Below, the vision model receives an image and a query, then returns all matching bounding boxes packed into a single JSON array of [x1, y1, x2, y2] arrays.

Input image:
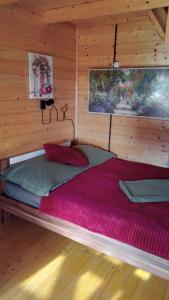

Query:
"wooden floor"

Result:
[[0, 218, 169, 300]]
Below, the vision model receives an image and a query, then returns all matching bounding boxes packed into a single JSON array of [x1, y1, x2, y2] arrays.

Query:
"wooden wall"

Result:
[[77, 14, 169, 167], [0, 5, 76, 159], [1, 5, 169, 167]]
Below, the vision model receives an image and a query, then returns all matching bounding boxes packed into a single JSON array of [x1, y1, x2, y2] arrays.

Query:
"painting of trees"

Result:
[[89, 68, 169, 118]]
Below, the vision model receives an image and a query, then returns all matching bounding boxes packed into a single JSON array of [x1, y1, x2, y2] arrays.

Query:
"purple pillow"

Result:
[[44, 144, 89, 167]]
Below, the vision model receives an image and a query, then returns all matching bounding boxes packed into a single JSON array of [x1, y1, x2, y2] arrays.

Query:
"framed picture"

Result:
[[89, 68, 169, 119], [28, 52, 53, 99]]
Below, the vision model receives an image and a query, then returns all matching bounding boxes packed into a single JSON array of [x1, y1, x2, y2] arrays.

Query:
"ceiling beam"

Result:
[[152, 7, 167, 29], [0, 3, 43, 26], [165, 8, 169, 43], [147, 9, 166, 39], [44, 0, 169, 24]]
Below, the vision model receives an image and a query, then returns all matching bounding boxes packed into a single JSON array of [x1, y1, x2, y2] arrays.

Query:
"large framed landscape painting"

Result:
[[89, 68, 169, 119]]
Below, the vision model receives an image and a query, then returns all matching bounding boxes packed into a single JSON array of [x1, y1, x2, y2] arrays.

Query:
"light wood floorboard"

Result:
[[0, 217, 169, 300]]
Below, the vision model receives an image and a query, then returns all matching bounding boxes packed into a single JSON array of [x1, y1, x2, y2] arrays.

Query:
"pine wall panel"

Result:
[[77, 24, 115, 149], [0, 5, 76, 159], [77, 15, 169, 167]]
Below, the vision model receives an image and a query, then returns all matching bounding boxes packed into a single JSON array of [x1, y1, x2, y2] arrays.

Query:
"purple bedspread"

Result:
[[40, 158, 169, 259]]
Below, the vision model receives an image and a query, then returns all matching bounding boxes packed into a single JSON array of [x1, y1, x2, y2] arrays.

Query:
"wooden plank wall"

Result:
[[0, 5, 76, 159], [77, 14, 169, 167]]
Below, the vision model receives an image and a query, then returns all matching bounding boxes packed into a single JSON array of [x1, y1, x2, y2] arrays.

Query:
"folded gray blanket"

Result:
[[119, 179, 169, 203]]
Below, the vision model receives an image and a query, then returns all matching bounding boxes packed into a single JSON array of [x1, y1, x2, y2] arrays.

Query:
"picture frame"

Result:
[[28, 52, 53, 99], [89, 68, 169, 119]]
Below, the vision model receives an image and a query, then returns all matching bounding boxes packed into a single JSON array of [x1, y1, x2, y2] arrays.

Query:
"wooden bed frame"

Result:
[[0, 148, 169, 281]]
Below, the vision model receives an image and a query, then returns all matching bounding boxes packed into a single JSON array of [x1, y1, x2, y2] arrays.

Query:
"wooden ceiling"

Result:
[[0, 1, 168, 24], [1, 0, 169, 14], [0, 0, 169, 43], [25, 0, 96, 11], [0, 0, 103, 10]]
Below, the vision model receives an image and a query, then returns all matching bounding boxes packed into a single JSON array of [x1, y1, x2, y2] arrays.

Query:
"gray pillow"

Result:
[[2, 144, 116, 197], [2, 155, 86, 197], [74, 144, 116, 166]]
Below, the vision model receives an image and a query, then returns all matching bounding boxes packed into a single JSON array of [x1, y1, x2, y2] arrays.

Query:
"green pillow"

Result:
[[2, 144, 116, 197], [74, 144, 116, 166], [2, 155, 86, 197]]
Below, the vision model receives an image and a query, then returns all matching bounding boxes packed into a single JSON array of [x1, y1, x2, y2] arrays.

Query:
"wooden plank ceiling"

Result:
[[0, 0, 166, 44], [0, 1, 169, 41], [0, 0, 107, 10], [0, 1, 168, 30]]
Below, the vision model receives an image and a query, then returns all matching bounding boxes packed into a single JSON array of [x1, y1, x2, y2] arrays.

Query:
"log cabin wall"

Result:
[[76, 13, 169, 167], [0, 4, 76, 159]]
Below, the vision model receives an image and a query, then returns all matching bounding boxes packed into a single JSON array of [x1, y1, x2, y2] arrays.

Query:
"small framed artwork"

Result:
[[28, 52, 53, 99]]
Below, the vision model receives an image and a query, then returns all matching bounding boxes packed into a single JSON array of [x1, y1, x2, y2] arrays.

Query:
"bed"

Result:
[[0, 142, 169, 281]]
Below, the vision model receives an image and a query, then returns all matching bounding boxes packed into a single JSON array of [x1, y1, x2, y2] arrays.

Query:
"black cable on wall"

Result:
[[108, 24, 118, 152]]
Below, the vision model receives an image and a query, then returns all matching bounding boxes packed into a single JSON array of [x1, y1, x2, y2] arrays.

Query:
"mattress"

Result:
[[4, 181, 41, 208]]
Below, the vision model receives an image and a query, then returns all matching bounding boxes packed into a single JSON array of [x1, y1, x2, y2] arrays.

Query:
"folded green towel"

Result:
[[119, 179, 169, 203]]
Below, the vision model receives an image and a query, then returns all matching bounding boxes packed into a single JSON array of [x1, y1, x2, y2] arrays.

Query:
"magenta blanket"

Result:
[[40, 158, 169, 259]]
